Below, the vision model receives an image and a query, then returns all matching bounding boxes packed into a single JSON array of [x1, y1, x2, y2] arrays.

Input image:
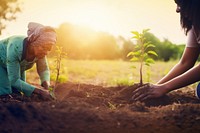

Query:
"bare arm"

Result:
[[161, 63, 200, 93], [132, 47, 200, 101], [157, 47, 200, 84], [132, 63, 200, 101]]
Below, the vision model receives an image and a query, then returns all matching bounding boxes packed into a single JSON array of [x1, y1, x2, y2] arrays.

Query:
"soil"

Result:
[[0, 82, 200, 133]]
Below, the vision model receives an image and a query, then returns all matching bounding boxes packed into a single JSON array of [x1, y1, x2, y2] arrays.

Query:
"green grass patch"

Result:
[[26, 59, 179, 86]]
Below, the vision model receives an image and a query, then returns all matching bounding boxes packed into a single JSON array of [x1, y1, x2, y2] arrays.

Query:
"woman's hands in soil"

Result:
[[41, 81, 50, 90], [34, 87, 53, 100], [131, 84, 166, 101]]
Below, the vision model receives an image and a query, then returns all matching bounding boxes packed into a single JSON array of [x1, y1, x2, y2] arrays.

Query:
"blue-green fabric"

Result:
[[0, 36, 50, 96]]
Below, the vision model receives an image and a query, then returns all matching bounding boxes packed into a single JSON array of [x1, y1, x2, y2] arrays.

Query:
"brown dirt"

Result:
[[0, 82, 200, 133]]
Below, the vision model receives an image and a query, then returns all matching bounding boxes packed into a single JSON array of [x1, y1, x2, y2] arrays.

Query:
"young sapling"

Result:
[[49, 46, 68, 99], [127, 29, 158, 86]]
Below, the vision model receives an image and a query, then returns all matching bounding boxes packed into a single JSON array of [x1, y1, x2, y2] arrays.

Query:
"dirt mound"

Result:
[[0, 82, 200, 133]]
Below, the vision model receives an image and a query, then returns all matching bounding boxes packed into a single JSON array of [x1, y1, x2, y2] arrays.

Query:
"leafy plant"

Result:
[[49, 46, 68, 98], [127, 29, 158, 85], [54, 46, 68, 86]]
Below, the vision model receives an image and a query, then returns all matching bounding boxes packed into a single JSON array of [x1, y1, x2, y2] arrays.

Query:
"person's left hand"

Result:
[[41, 81, 50, 90], [131, 84, 166, 101]]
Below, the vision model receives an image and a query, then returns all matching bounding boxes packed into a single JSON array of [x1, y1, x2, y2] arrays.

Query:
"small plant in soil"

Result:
[[49, 46, 68, 99], [127, 29, 158, 86]]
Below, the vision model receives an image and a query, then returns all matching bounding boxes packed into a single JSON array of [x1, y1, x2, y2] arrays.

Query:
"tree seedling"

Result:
[[49, 46, 68, 99], [127, 29, 158, 86]]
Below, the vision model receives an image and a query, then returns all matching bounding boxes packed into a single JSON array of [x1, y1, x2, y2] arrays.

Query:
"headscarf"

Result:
[[27, 22, 57, 46]]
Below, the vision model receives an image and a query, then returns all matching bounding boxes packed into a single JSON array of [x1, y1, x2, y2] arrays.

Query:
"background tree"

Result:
[[144, 32, 184, 61], [54, 22, 184, 61], [55, 23, 121, 60], [0, 0, 21, 35], [118, 36, 135, 60]]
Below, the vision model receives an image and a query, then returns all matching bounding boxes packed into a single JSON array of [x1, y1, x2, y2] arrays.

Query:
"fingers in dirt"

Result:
[[132, 87, 143, 95], [132, 89, 143, 100], [132, 88, 152, 101], [133, 92, 150, 101], [132, 86, 145, 97], [139, 94, 153, 101]]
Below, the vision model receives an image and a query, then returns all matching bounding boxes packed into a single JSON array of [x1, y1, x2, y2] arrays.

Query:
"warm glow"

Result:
[[68, 4, 113, 33], [1, 0, 186, 44]]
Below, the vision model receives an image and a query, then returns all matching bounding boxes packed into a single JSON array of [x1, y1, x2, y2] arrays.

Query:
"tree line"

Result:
[[53, 23, 185, 61], [0, 1, 185, 62]]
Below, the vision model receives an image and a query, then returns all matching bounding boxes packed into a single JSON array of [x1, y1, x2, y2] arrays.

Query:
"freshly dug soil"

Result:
[[0, 82, 200, 133]]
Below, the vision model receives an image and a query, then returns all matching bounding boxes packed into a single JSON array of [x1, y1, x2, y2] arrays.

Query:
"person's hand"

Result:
[[41, 81, 50, 90], [131, 84, 166, 101], [34, 87, 53, 100]]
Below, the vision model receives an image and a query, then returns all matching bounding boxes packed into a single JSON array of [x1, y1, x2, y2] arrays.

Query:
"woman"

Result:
[[132, 0, 200, 101], [0, 22, 56, 99]]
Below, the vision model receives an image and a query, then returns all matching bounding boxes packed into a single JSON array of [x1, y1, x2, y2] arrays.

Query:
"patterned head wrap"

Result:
[[27, 22, 57, 46]]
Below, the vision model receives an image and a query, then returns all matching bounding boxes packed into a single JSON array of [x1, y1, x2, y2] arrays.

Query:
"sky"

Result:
[[1, 0, 186, 44]]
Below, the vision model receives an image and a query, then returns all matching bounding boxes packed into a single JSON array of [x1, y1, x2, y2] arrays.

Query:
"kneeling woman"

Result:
[[0, 22, 56, 99]]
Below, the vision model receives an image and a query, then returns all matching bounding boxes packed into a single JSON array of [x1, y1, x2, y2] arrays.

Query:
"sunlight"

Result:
[[0, 0, 185, 44], [68, 4, 114, 33]]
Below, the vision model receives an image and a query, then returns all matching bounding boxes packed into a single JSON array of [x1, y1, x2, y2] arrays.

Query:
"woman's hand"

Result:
[[41, 81, 50, 90], [34, 87, 53, 100], [132, 84, 167, 101]]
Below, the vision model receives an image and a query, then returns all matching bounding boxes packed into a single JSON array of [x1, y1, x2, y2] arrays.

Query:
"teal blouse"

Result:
[[0, 36, 50, 96]]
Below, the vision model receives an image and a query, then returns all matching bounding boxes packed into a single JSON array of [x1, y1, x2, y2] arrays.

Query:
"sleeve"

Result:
[[36, 56, 50, 84], [7, 43, 35, 96], [186, 28, 200, 48]]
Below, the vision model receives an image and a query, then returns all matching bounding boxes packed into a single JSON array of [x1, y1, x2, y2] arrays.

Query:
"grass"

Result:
[[26, 59, 179, 87]]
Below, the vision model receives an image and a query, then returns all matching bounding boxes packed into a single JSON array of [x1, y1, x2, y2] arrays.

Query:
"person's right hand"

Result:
[[41, 81, 50, 90], [131, 84, 167, 101], [34, 87, 53, 100]]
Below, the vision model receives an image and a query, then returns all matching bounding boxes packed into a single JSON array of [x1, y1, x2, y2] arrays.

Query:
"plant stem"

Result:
[[140, 61, 143, 85], [140, 38, 144, 85], [55, 54, 61, 87]]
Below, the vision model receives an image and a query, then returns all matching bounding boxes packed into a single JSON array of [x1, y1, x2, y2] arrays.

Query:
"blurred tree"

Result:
[[55, 22, 121, 60], [55, 23, 80, 59], [177, 44, 185, 59], [0, 0, 21, 35], [118, 36, 134, 60], [55, 23, 184, 61], [160, 39, 180, 61], [144, 32, 183, 61], [143, 32, 161, 60], [88, 32, 120, 60]]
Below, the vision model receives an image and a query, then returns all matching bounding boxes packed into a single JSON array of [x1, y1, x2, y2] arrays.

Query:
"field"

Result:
[[28, 59, 181, 86], [1, 59, 200, 133]]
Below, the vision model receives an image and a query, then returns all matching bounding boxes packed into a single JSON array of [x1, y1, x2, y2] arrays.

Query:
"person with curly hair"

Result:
[[132, 0, 200, 101]]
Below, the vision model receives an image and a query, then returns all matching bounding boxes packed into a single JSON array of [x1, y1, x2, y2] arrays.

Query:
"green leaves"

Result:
[[127, 29, 158, 85], [49, 87, 56, 99], [131, 31, 140, 39], [147, 51, 158, 57]]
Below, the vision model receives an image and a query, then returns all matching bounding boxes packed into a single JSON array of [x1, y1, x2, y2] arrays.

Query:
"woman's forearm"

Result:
[[157, 47, 200, 85], [157, 62, 193, 84], [162, 64, 200, 93]]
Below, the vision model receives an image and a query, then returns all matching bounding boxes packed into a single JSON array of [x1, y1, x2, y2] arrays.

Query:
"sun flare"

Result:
[[1, 0, 185, 44], [67, 4, 114, 33]]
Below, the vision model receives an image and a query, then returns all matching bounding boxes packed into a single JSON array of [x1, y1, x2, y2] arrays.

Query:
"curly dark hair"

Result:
[[174, 0, 200, 35]]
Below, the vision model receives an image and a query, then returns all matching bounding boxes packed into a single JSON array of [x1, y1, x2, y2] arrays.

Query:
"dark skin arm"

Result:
[[33, 87, 53, 100], [132, 47, 200, 101], [157, 47, 199, 84]]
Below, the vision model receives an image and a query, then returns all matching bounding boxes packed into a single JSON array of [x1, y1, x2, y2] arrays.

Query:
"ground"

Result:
[[0, 82, 200, 133]]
